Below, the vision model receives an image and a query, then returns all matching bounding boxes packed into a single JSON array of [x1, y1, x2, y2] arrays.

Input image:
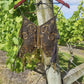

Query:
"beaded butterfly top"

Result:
[[18, 16, 59, 63]]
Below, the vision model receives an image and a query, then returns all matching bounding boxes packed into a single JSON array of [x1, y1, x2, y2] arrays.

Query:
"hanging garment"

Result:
[[18, 16, 59, 63]]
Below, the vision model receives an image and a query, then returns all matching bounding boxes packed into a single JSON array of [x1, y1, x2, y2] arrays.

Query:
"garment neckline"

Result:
[[22, 15, 56, 27]]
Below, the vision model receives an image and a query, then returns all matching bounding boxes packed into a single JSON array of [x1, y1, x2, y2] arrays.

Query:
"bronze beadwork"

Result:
[[18, 16, 59, 63]]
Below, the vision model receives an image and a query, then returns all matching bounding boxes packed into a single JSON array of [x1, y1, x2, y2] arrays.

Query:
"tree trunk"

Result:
[[35, 0, 62, 84]]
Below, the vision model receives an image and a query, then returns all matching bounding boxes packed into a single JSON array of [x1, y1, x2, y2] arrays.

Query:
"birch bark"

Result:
[[35, 0, 62, 84]]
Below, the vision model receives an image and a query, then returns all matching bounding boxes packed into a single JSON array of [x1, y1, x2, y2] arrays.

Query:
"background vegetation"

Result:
[[0, 0, 84, 78]]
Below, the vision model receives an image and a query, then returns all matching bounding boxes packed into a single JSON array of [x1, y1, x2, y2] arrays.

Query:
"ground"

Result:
[[0, 51, 46, 84], [59, 46, 84, 58], [0, 46, 84, 84]]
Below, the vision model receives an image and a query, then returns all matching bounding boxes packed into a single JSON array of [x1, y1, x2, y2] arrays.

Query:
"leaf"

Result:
[[0, 44, 5, 50], [4, 14, 7, 20], [7, 63, 11, 69], [13, 37, 18, 45], [9, 0, 13, 5], [15, 16, 22, 23], [13, 46, 18, 52], [26, 63, 32, 68], [9, 8, 13, 14], [10, 58, 15, 63]]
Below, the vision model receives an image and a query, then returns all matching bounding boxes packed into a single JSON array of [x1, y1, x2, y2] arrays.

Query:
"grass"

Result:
[[73, 42, 84, 49], [75, 43, 84, 49], [58, 52, 84, 83], [0, 79, 2, 84]]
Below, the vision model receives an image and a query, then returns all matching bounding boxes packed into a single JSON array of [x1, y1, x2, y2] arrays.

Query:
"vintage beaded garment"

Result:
[[18, 15, 59, 63]]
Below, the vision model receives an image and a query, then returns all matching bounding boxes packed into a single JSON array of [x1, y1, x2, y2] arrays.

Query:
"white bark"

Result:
[[35, 0, 53, 25], [46, 67, 62, 84], [35, 0, 62, 84], [63, 63, 84, 84]]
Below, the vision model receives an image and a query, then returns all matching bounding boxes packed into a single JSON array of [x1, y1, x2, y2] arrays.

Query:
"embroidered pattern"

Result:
[[18, 16, 59, 63]]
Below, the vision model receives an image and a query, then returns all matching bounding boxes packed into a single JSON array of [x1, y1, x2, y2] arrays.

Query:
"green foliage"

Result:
[[0, 0, 84, 73], [59, 52, 84, 82], [54, 0, 84, 46], [0, 0, 38, 73]]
